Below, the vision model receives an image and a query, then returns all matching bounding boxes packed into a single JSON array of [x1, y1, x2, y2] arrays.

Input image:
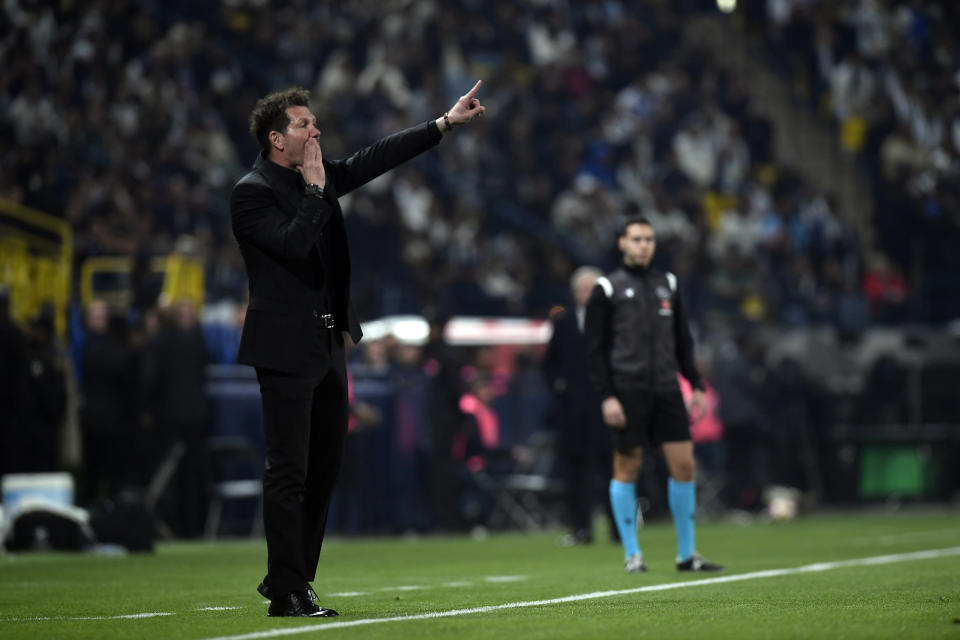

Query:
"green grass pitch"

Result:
[[1, 510, 958, 639]]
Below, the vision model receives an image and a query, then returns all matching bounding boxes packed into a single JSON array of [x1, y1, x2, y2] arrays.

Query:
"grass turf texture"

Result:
[[1, 510, 958, 639]]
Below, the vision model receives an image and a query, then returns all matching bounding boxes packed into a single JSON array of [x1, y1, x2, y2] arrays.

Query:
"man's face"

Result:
[[618, 222, 656, 267], [272, 105, 320, 168], [573, 274, 597, 307]]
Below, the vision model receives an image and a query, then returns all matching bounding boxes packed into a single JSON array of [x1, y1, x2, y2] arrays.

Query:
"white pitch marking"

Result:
[[5, 612, 173, 622], [199, 546, 960, 640], [379, 585, 425, 592], [198, 607, 243, 611], [852, 528, 960, 546], [441, 581, 471, 587], [327, 592, 369, 597], [483, 576, 527, 583]]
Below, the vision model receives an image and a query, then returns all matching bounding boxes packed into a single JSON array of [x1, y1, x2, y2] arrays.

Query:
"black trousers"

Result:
[[558, 393, 613, 535], [255, 333, 348, 597]]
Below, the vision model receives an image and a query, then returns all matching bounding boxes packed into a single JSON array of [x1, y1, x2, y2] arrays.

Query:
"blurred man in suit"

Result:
[[542, 266, 616, 546]]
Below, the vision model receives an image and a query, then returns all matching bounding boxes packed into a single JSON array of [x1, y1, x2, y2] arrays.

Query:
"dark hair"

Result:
[[248, 87, 312, 152], [620, 215, 653, 237]]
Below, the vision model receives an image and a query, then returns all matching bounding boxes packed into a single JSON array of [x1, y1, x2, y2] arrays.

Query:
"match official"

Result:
[[584, 216, 724, 574]]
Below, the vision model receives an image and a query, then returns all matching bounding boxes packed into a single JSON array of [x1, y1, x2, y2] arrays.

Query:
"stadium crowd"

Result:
[[751, 0, 960, 321], [2, 0, 890, 329], [2, 0, 958, 538]]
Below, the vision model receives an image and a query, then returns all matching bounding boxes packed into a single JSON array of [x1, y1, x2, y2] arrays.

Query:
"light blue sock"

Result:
[[668, 478, 696, 561], [609, 480, 640, 561]]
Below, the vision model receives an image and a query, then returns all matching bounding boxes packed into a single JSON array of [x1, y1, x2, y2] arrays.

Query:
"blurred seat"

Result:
[[486, 430, 564, 530], [145, 441, 186, 540], [920, 360, 960, 424], [854, 355, 908, 425], [204, 436, 262, 539]]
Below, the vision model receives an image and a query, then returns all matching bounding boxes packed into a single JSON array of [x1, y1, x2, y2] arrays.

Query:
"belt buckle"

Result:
[[321, 313, 335, 329]]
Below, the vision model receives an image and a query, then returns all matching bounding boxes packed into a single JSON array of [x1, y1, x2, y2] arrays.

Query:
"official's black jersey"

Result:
[[583, 264, 702, 398]]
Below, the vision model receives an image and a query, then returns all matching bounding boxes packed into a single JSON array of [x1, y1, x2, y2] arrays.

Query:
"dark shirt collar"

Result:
[[623, 262, 651, 276], [254, 151, 303, 191]]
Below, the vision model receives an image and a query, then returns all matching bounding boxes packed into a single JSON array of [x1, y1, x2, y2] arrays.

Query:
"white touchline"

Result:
[[852, 528, 960, 546], [483, 576, 527, 583], [5, 612, 173, 622], [200, 546, 960, 640]]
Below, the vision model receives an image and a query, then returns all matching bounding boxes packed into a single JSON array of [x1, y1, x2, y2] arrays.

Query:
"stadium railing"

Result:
[[0, 198, 72, 337]]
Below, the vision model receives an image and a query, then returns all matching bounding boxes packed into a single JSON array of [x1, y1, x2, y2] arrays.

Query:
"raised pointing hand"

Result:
[[446, 80, 486, 127]]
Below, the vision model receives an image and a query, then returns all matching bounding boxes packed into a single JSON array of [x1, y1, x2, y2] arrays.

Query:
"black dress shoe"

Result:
[[257, 581, 272, 600], [267, 589, 338, 618]]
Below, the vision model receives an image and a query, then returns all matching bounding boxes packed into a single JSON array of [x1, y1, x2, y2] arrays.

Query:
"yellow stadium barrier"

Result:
[[0, 199, 205, 337], [0, 199, 72, 337], [79, 254, 204, 311]]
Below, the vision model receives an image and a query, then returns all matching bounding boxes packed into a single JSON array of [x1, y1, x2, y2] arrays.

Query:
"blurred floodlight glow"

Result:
[[361, 319, 389, 341], [359, 316, 430, 345], [717, 0, 736, 13], [390, 316, 430, 345]]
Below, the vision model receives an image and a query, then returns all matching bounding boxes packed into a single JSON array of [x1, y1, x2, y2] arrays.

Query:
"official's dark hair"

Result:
[[620, 215, 653, 237], [249, 87, 312, 152]]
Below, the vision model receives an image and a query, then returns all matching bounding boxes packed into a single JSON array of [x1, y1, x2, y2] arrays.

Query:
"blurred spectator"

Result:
[[392, 342, 433, 532], [0, 286, 31, 476], [454, 374, 529, 528], [551, 174, 622, 259], [766, 357, 822, 506], [678, 360, 725, 507], [79, 300, 137, 501], [341, 336, 401, 533], [541, 266, 614, 546], [422, 315, 466, 531], [140, 299, 209, 537], [455, 375, 503, 475], [714, 332, 771, 511], [331, 365, 382, 534], [862, 251, 908, 323], [23, 305, 68, 472]]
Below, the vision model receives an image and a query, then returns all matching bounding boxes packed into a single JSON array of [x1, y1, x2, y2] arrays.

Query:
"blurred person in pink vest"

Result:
[[679, 368, 725, 510], [453, 374, 530, 528]]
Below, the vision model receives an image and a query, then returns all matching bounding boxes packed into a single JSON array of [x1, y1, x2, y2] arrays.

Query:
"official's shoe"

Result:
[[267, 588, 338, 617], [676, 553, 724, 572], [624, 554, 647, 573]]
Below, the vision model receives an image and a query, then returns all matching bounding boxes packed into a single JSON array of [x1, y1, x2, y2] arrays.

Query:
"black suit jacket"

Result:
[[542, 305, 598, 411], [231, 120, 442, 374]]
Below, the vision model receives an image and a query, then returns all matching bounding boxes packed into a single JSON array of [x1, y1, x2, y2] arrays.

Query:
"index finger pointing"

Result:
[[465, 79, 482, 99]]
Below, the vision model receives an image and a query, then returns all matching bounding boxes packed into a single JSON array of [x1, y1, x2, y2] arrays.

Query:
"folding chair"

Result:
[[204, 436, 263, 539], [486, 430, 565, 530]]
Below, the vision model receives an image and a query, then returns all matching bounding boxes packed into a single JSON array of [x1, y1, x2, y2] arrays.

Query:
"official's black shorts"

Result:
[[611, 387, 691, 453]]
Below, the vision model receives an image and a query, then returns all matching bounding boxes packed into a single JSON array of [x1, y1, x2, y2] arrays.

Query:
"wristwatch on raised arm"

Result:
[[304, 183, 324, 198]]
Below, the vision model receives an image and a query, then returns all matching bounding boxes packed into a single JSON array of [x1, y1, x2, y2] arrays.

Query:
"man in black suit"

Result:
[[231, 83, 485, 617], [542, 266, 615, 546]]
